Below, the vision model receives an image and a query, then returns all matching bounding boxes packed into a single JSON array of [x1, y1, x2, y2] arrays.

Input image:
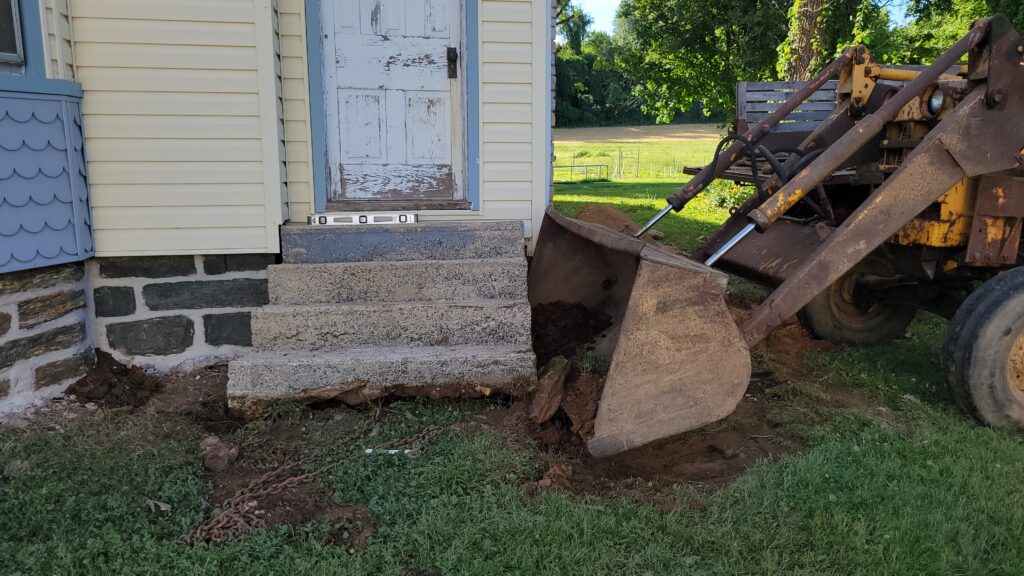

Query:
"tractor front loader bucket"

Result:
[[529, 207, 751, 457]]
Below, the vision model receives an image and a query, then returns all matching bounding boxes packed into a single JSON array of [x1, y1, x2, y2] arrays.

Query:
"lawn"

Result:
[[4, 128, 1024, 575], [553, 124, 723, 182]]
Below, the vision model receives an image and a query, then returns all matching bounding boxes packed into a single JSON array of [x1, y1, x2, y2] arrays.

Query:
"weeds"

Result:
[[705, 180, 753, 211], [577, 351, 610, 375]]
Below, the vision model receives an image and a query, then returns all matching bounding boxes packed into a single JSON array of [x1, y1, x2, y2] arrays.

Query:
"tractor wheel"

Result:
[[944, 267, 1024, 428], [797, 253, 917, 345]]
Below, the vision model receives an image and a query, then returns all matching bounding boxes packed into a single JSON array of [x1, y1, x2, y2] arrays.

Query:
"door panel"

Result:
[[338, 90, 385, 162], [324, 0, 464, 207], [406, 93, 451, 163]]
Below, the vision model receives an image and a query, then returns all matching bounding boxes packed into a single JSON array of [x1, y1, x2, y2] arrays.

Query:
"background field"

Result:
[[553, 124, 724, 182]]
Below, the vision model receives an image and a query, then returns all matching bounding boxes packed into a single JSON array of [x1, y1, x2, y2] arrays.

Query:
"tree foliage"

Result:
[[556, 31, 654, 127], [616, 0, 792, 122], [556, 0, 1024, 127], [617, 0, 1024, 120]]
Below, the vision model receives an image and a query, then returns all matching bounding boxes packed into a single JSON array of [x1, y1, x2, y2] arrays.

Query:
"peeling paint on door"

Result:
[[323, 0, 464, 206]]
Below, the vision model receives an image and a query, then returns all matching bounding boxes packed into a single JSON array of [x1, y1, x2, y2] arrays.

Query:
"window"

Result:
[[0, 0, 23, 65]]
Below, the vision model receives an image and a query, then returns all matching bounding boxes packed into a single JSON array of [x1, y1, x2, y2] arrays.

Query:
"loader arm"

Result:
[[741, 18, 1024, 346]]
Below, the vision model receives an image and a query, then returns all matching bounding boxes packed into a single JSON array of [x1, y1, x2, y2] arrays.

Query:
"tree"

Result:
[[779, 0, 825, 80], [559, 4, 593, 54], [617, 0, 793, 122]]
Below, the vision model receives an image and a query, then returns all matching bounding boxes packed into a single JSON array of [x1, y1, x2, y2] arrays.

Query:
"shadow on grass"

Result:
[[553, 180, 729, 253]]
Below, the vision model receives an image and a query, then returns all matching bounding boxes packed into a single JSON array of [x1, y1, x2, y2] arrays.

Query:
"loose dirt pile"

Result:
[[67, 351, 160, 408], [523, 297, 803, 494], [573, 203, 642, 236]]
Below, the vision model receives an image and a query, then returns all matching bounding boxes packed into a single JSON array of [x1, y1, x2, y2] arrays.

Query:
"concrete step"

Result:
[[227, 345, 537, 416], [251, 300, 532, 350], [282, 221, 525, 263], [268, 258, 527, 304]]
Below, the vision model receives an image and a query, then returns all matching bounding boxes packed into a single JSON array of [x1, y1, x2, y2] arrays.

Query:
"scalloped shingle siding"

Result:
[[0, 94, 93, 274]]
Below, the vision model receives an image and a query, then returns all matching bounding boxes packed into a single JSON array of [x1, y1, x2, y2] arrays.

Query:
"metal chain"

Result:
[[180, 420, 448, 546]]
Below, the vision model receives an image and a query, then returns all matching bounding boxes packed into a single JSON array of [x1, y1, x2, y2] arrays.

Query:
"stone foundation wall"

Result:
[[0, 263, 93, 412], [88, 255, 274, 371]]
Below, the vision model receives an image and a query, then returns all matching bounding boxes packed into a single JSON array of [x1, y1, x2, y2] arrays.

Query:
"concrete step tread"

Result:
[[252, 299, 532, 350], [270, 257, 526, 270], [232, 344, 535, 364], [282, 221, 525, 263], [256, 299, 529, 313], [268, 258, 527, 304], [228, 344, 538, 416]]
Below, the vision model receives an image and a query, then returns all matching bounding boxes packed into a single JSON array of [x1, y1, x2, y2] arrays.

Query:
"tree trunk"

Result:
[[782, 0, 824, 81]]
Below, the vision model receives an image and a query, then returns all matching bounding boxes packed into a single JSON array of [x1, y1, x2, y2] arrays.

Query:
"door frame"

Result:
[[305, 0, 481, 213]]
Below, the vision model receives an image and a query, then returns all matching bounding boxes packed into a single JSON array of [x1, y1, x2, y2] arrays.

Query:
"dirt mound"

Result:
[[67, 351, 159, 408], [67, 352, 232, 428], [519, 370, 800, 494], [532, 302, 612, 366], [573, 203, 641, 235]]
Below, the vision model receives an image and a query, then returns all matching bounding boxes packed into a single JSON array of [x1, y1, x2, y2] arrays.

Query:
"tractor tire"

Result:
[[944, 268, 1024, 428], [797, 253, 917, 345]]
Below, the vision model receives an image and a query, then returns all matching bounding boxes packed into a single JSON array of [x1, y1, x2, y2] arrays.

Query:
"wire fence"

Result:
[[552, 148, 703, 183]]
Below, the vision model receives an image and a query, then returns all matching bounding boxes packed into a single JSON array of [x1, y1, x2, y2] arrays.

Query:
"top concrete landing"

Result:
[[282, 221, 526, 264]]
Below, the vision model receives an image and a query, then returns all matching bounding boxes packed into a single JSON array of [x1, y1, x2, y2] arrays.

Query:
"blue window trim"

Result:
[[304, 0, 480, 213], [0, 0, 82, 96]]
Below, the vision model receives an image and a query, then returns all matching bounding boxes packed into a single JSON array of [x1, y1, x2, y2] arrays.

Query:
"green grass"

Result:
[[813, 314, 952, 405], [553, 132, 721, 182], [6, 389, 1024, 575]]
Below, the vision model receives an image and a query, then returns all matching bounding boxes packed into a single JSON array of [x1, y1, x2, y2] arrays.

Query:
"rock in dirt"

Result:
[[561, 373, 604, 438], [3, 459, 30, 479], [529, 357, 571, 423], [520, 462, 576, 496], [200, 436, 239, 472]]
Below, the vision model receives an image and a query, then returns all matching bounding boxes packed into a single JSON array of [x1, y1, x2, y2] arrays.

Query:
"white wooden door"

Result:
[[322, 0, 465, 207]]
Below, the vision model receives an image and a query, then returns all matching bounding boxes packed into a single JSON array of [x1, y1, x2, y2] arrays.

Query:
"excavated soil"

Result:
[[67, 352, 233, 429], [532, 302, 612, 366], [67, 351, 160, 408], [518, 369, 799, 495], [573, 203, 642, 236]]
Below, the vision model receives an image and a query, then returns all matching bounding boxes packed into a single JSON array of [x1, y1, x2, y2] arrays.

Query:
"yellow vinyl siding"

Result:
[[277, 0, 551, 242], [41, 0, 77, 80], [72, 0, 286, 255], [278, 0, 314, 222]]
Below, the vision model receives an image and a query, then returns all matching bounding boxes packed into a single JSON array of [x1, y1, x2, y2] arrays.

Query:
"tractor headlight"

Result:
[[927, 87, 946, 116]]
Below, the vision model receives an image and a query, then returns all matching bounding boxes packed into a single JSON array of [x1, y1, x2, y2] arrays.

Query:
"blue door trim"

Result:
[[305, 0, 480, 213], [304, 0, 329, 213], [465, 0, 480, 210]]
